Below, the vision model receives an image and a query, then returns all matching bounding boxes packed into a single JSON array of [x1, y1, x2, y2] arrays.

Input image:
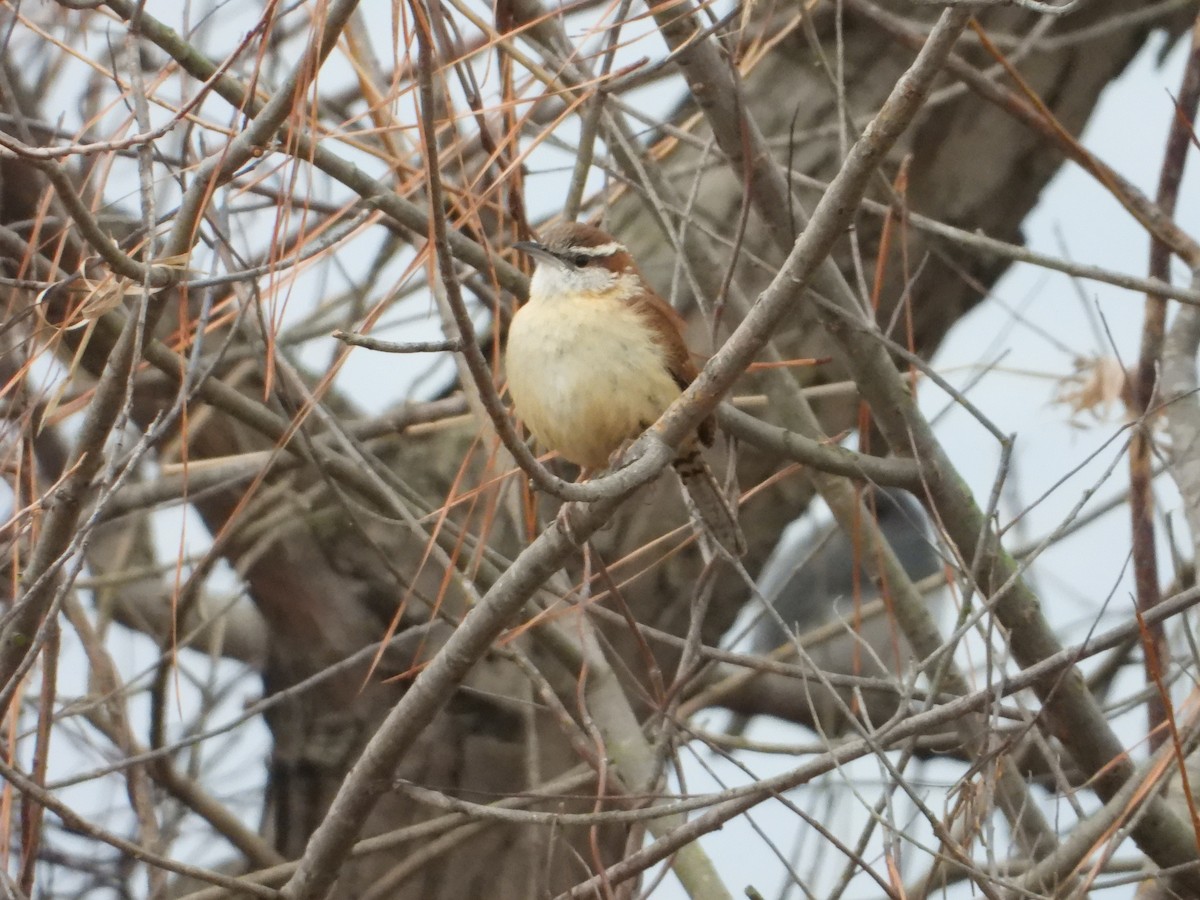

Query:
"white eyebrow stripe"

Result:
[[568, 241, 625, 257]]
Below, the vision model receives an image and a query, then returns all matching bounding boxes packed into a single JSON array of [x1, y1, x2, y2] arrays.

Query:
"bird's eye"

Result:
[[572, 254, 591, 267]]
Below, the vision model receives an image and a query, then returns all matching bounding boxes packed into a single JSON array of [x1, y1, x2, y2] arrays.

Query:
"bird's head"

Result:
[[513, 221, 641, 302]]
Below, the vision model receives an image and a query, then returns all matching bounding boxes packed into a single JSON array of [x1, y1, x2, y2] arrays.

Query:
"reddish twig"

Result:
[[1133, 14, 1200, 749]]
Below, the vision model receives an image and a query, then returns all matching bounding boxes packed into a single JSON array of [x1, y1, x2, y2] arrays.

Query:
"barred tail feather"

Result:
[[673, 449, 746, 560]]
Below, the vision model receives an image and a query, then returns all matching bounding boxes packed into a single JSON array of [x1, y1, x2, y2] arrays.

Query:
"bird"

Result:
[[505, 220, 745, 558], [728, 486, 942, 734]]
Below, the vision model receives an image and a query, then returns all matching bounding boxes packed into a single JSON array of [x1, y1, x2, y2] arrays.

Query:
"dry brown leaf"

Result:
[[1053, 356, 1133, 425]]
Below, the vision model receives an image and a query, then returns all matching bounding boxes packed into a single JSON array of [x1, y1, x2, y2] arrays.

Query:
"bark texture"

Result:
[[0, 1, 1190, 896]]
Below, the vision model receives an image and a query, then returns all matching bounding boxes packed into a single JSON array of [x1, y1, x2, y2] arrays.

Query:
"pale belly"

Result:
[[506, 293, 681, 470]]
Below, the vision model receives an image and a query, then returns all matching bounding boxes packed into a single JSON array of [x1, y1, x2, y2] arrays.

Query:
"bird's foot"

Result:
[[605, 437, 644, 472]]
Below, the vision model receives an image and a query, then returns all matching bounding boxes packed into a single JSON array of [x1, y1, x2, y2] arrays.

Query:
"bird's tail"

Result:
[[673, 449, 746, 560]]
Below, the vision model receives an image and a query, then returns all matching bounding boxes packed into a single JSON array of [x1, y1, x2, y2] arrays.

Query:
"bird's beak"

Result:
[[511, 240, 556, 264]]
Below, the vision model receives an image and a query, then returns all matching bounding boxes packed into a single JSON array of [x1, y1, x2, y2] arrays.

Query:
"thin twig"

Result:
[[333, 330, 464, 353]]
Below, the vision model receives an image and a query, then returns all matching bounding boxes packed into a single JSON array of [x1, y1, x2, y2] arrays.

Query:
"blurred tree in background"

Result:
[[2, 0, 1200, 897]]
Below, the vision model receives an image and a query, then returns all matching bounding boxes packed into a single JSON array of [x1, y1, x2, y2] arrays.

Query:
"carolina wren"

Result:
[[506, 221, 745, 557]]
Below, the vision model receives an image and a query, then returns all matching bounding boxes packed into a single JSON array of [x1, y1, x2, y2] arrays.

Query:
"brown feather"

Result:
[[508, 220, 739, 554], [550, 221, 714, 437], [618, 265, 716, 447], [673, 447, 745, 558]]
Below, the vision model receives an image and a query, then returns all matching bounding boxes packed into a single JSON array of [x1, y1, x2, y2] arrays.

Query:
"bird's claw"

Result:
[[607, 436, 646, 472]]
